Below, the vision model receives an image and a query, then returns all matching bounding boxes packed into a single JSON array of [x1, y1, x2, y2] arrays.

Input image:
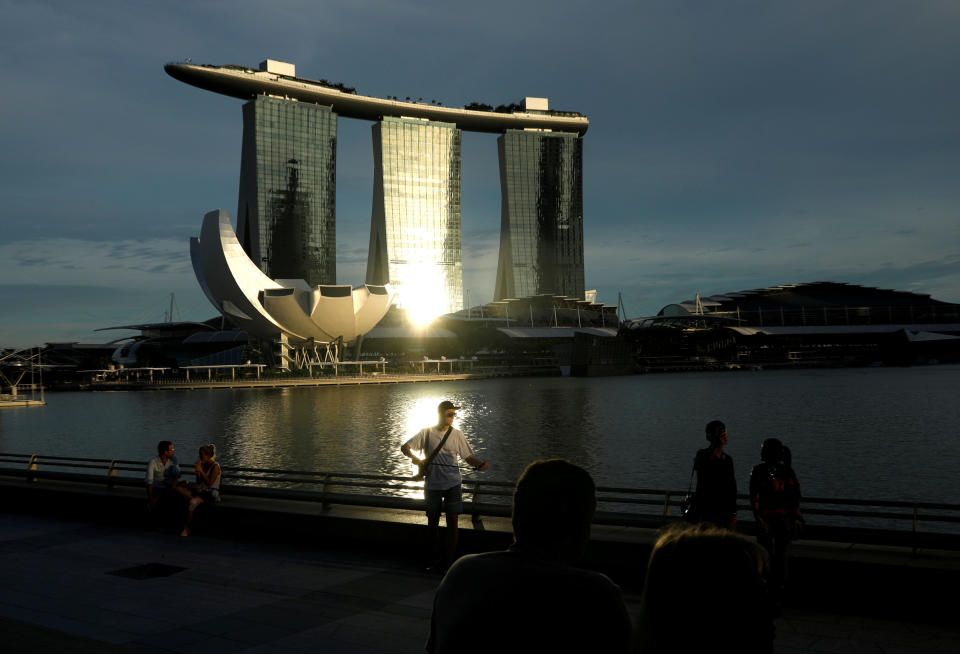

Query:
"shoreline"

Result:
[[35, 359, 958, 393]]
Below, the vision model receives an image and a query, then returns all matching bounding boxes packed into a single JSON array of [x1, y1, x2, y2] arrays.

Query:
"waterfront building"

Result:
[[367, 117, 463, 322], [494, 126, 584, 300], [621, 282, 960, 366], [236, 93, 338, 287], [164, 61, 591, 311], [191, 209, 392, 367]]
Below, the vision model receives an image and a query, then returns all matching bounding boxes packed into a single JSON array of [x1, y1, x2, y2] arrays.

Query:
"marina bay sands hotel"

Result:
[[166, 60, 588, 317]]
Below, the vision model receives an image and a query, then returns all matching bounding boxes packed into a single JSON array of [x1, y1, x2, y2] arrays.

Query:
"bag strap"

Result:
[[422, 426, 454, 474]]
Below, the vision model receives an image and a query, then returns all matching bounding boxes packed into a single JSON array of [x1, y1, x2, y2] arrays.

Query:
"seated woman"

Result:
[[180, 444, 222, 537]]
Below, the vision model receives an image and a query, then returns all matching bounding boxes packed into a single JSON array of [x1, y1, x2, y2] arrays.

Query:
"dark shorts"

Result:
[[424, 484, 463, 519]]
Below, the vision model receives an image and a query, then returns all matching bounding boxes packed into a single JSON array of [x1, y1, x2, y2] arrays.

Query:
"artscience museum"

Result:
[[190, 209, 392, 366]]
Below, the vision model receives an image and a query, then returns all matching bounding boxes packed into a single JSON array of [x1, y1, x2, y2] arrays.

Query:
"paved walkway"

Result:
[[0, 512, 957, 653]]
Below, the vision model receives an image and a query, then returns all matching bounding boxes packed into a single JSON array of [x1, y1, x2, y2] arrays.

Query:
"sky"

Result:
[[2, 0, 959, 347]]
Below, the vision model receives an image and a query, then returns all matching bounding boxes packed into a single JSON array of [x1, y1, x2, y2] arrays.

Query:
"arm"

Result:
[[401, 442, 424, 466], [749, 467, 768, 532], [145, 460, 158, 504], [207, 462, 221, 487], [401, 431, 425, 466], [727, 457, 738, 526], [464, 455, 488, 471], [452, 431, 486, 470]]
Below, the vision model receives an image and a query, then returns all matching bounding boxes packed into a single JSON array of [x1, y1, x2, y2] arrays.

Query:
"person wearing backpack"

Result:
[[749, 438, 801, 599]]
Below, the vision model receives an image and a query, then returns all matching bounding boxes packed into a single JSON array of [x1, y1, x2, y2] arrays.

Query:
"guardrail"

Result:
[[2, 452, 959, 550]]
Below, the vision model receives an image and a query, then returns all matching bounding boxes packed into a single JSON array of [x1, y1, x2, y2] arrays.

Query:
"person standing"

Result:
[[693, 420, 738, 528], [750, 438, 801, 599], [401, 401, 488, 570]]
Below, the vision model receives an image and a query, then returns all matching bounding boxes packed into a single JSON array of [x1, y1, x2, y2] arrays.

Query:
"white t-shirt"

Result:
[[405, 426, 474, 490], [145, 456, 174, 488]]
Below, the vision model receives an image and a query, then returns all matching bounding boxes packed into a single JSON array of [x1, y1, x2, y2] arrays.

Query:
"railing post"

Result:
[[664, 492, 672, 517], [321, 474, 332, 510], [107, 460, 118, 489], [471, 481, 485, 531], [912, 503, 919, 555], [27, 454, 39, 482]]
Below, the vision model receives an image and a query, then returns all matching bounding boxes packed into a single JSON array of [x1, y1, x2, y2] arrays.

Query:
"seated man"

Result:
[[145, 440, 190, 528], [427, 459, 631, 654]]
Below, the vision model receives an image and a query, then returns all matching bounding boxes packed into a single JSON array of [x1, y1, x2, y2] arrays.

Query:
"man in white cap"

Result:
[[402, 400, 489, 569]]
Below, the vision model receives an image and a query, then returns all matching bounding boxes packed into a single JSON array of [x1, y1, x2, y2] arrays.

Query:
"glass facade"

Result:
[[494, 129, 584, 301], [237, 95, 337, 287], [367, 117, 463, 320]]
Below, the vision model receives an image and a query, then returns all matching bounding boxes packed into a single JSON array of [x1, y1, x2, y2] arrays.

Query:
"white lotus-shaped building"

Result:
[[190, 209, 392, 345]]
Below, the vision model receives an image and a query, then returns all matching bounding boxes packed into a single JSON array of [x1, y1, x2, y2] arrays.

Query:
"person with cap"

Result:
[[401, 400, 489, 570]]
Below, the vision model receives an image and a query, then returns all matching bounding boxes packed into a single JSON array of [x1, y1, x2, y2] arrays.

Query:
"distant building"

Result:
[[495, 122, 584, 301], [622, 282, 960, 367], [236, 92, 338, 287], [657, 282, 960, 327], [367, 117, 463, 318]]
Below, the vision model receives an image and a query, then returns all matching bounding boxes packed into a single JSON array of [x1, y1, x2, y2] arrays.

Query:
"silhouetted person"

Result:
[[145, 440, 190, 531], [427, 459, 631, 654], [750, 438, 801, 599], [693, 420, 738, 527], [182, 443, 222, 537], [635, 525, 775, 654], [401, 401, 488, 569]]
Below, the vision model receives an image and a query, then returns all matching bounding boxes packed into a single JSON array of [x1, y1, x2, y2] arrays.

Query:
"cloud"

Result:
[[3, 1, 960, 335], [0, 238, 193, 287]]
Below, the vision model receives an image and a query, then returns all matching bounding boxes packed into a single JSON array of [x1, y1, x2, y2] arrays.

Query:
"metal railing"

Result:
[[2, 452, 959, 548]]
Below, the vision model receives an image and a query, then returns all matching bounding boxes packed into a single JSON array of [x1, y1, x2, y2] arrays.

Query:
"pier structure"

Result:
[[0, 348, 45, 408]]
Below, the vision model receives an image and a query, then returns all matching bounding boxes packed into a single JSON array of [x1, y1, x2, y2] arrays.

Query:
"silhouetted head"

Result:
[[157, 440, 173, 458], [705, 420, 727, 446], [637, 524, 772, 653], [760, 438, 783, 464], [512, 459, 596, 562]]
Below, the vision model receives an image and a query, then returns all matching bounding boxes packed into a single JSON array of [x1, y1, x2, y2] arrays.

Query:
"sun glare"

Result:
[[401, 262, 448, 327]]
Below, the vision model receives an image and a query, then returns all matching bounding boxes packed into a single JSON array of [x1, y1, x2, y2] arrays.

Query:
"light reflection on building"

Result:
[[367, 117, 463, 324]]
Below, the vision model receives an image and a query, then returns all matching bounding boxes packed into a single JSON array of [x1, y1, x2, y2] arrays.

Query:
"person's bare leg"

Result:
[[182, 497, 203, 536]]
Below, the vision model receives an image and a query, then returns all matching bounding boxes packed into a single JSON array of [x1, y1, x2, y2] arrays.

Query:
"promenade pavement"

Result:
[[1, 511, 958, 653]]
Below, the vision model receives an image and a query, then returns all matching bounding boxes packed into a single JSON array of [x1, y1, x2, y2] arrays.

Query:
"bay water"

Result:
[[2, 365, 958, 505]]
